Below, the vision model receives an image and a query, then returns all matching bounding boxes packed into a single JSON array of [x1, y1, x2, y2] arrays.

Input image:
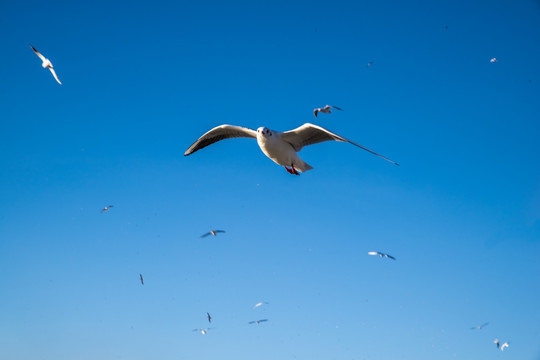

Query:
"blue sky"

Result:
[[1, 0, 540, 359]]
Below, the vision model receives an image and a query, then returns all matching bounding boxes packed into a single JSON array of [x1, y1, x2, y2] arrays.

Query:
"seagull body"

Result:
[[313, 105, 342, 118], [470, 322, 488, 330], [368, 251, 396, 260], [184, 123, 398, 175], [253, 301, 269, 309], [193, 328, 212, 335], [30, 45, 62, 84], [100, 205, 113, 213], [490, 57, 498, 63], [139, 273, 144, 285], [201, 230, 226, 238], [501, 342, 509, 351], [207, 312, 212, 323], [248, 319, 268, 325]]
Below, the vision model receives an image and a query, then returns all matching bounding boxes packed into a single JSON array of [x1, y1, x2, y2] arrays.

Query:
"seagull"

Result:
[[30, 45, 62, 84], [193, 328, 212, 335], [490, 57, 498, 63], [100, 205, 113, 213], [501, 342, 510, 351], [207, 312, 212, 323], [253, 301, 269, 309], [184, 123, 399, 175], [200, 230, 226, 238], [139, 274, 144, 285], [368, 251, 396, 260], [367, 61, 373, 67], [313, 105, 342, 118], [470, 322, 489, 330], [248, 319, 268, 325]]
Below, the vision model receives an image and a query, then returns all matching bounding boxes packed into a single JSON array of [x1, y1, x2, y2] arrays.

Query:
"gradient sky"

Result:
[[1, 0, 540, 359]]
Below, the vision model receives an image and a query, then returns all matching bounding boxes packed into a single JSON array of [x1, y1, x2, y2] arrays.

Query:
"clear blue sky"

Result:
[[1, 0, 540, 359]]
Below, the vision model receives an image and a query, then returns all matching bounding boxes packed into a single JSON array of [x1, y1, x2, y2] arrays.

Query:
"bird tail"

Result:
[[296, 160, 313, 173]]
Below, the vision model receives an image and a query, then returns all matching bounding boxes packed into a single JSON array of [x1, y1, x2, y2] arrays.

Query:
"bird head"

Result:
[[257, 127, 272, 138]]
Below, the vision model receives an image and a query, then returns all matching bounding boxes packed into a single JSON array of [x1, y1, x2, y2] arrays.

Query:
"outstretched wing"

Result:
[[30, 45, 46, 62], [386, 254, 396, 260], [49, 67, 62, 85], [184, 125, 257, 156], [280, 123, 399, 165]]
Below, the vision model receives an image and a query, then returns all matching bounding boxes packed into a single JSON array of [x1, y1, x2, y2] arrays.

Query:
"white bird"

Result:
[[368, 251, 396, 260], [200, 230, 226, 238], [193, 328, 212, 335], [313, 105, 342, 118], [248, 319, 268, 325], [184, 123, 398, 175], [100, 205, 113, 213], [30, 45, 62, 84], [490, 57, 498, 63], [253, 301, 269, 309], [470, 322, 489, 330], [501, 342, 510, 351]]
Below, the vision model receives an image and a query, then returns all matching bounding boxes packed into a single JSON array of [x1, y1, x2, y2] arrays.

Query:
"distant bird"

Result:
[[367, 61, 373, 67], [470, 322, 489, 330], [253, 301, 269, 309], [184, 123, 399, 175], [368, 251, 396, 260], [494, 338, 500, 348], [248, 319, 268, 325], [100, 205, 113, 213], [207, 312, 212, 323], [193, 328, 212, 335], [30, 45, 62, 84], [501, 342, 510, 351], [139, 273, 144, 285], [490, 57, 498, 63], [313, 105, 342, 118], [200, 230, 226, 238]]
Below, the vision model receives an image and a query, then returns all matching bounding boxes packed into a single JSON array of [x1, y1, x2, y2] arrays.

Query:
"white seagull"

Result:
[[193, 328, 212, 335], [200, 230, 226, 238], [30, 45, 62, 84], [470, 322, 489, 330], [253, 301, 269, 309], [490, 57, 498, 63], [100, 205, 113, 213], [368, 251, 396, 260], [313, 105, 342, 118], [248, 319, 268, 325], [184, 123, 398, 175]]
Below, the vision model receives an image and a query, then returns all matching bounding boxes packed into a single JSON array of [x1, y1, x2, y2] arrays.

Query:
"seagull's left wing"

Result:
[[386, 254, 396, 260], [184, 125, 257, 156], [280, 123, 399, 165], [49, 68, 62, 84]]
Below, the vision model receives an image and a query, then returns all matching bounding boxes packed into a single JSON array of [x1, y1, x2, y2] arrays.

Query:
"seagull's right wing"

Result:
[[386, 254, 396, 260], [200, 232, 211, 238], [30, 45, 46, 61], [184, 125, 257, 156], [49, 68, 62, 85]]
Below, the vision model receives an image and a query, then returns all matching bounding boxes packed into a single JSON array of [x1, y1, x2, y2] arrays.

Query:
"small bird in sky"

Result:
[[470, 322, 488, 330], [185, 123, 398, 176], [207, 312, 212, 323], [193, 328, 212, 335], [200, 230, 226, 238], [501, 342, 510, 351], [367, 61, 373, 67], [490, 57, 498, 63], [139, 274, 144, 285], [313, 105, 342, 118], [100, 205, 113, 213], [368, 251, 396, 260], [494, 339, 500, 348], [253, 301, 269, 309], [248, 319, 268, 325], [30, 45, 62, 84]]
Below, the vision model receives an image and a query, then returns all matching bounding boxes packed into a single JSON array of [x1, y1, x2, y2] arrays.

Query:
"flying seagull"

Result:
[[253, 301, 269, 309], [207, 312, 212, 323], [470, 322, 489, 330], [501, 342, 510, 351], [30, 45, 62, 84], [368, 251, 396, 260], [313, 105, 342, 118], [367, 61, 373, 67], [200, 230, 226, 238], [490, 57, 498, 63], [494, 339, 500, 348], [139, 274, 144, 285], [248, 319, 268, 325], [193, 328, 212, 335], [184, 123, 398, 175], [100, 205, 113, 213]]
